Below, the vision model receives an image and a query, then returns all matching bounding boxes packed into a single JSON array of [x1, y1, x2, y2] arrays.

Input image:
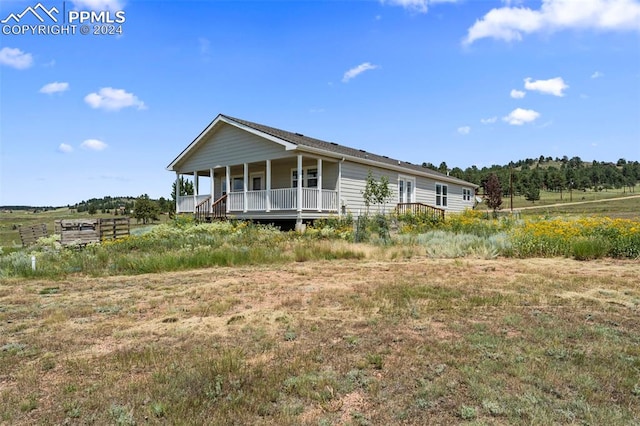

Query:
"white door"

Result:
[[399, 177, 415, 203]]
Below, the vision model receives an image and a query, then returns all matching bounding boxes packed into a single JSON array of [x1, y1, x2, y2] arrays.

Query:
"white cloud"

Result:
[[342, 62, 379, 83], [80, 139, 108, 151], [524, 77, 568, 96], [58, 143, 73, 153], [0, 47, 33, 69], [457, 126, 471, 135], [480, 116, 498, 124], [503, 108, 541, 125], [382, 0, 458, 14], [71, 0, 124, 10], [591, 71, 604, 79], [382, 0, 429, 13], [510, 89, 526, 98], [40, 82, 69, 95], [464, 0, 640, 45], [84, 87, 146, 111]]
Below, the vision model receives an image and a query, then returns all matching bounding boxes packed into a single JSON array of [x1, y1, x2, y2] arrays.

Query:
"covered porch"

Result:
[[175, 154, 341, 219]]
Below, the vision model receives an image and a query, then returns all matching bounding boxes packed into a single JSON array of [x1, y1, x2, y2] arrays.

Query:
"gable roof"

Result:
[[168, 114, 478, 188]]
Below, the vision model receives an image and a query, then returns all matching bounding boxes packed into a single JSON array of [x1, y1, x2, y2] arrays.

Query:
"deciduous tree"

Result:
[[134, 194, 160, 224], [483, 173, 502, 215]]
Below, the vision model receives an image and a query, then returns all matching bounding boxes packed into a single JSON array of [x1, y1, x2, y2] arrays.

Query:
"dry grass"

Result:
[[1, 257, 639, 424]]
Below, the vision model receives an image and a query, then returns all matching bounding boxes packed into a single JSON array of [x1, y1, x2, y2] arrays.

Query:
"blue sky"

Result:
[[1, 0, 639, 206]]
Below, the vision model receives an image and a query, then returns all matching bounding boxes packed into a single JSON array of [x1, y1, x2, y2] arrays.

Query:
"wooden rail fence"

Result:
[[18, 224, 48, 247], [54, 218, 130, 246], [98, 217, 131, 241]]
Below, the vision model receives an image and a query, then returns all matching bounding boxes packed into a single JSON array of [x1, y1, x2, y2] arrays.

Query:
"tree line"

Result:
[[423, 156, 639, 203]]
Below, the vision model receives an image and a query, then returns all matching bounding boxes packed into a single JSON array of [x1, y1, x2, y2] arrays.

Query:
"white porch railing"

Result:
[[302, 188, 318, 210], [228, 192, 244, 211], [247, 190, 267, 211], [177, 195, 210, 213], [229, 188, 338, 212], [270, 188, 296, 210], [178, 189, 338, 213], [322, 190, 339, 211]]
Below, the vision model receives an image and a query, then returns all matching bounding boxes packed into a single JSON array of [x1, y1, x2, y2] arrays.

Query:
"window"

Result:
[[250, 172, 265, 191], [463, 188, 472, 201], [436, 183, 448, 207], [306, 169, 318, 188], [223, 175, 262, 193], [232, 177, 244, 192], [291, 168, 318, 188]]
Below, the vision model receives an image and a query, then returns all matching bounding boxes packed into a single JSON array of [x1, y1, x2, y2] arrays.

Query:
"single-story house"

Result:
[[167, 114, 478, 223]]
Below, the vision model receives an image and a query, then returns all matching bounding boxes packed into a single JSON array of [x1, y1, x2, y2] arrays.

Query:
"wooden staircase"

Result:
[[195, 194, 227, 223], [396, 203, 445, 222]]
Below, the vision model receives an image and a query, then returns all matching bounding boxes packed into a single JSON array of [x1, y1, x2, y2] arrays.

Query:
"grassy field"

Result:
[[497, 185, 639, 210], [1, 257, 639, 425], [0, 208, 170, 248], [519, 196, 640, 220]]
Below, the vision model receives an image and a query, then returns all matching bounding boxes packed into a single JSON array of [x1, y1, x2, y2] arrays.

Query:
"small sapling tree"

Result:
[[362, 171, 392, 214]]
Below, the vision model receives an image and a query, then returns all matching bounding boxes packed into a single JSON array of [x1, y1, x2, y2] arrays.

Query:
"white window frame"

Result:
[[398, 175, 416, 204], [222, 175, 245, 193], [250, 172, 265, 191], [436, 183, 448, 207], [462, 188, 472, 201], [291, 167, 318, 188]]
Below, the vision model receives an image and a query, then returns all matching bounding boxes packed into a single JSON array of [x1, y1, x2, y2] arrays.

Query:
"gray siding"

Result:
[[177, 123, 290, 172], [415, 177, 476, 212], [341, 161, 398, 215], [341, 161, 475, 216]]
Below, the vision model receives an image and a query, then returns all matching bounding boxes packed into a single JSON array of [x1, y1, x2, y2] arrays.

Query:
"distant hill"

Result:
[[1, 195, 170, 213], [422, 155, 639, 198]]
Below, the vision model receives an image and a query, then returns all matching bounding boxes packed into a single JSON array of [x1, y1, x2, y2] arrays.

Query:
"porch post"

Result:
[[338, 161, 343, 217], [210, 168, 215, 213], [225, 166, 230, 213], [193, 171, 198, 213], [175, 172, 180, 213], [243, 163, 248, 213], [266, 159, 271, 212], [317, 158, 322, 212], [297, 154, 303, 212]]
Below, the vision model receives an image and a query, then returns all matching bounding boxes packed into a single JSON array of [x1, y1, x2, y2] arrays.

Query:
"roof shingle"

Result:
[[222, 114, 476, 187]]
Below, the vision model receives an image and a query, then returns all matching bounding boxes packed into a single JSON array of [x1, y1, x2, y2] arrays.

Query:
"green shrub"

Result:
[[411, 231, 510, 259], [572, 237, 610, 261]]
